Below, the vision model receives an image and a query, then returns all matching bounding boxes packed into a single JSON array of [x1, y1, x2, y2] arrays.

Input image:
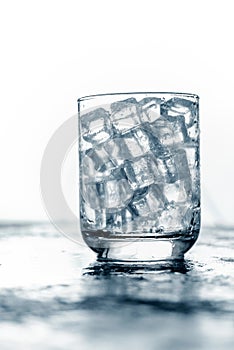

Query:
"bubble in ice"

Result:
[[81, 108, 112, 144], [110, 98, 141, 134], [161, 97, 197, 127]]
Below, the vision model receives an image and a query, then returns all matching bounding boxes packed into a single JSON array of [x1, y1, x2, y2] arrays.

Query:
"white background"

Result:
[[0, 0, 233, 225]]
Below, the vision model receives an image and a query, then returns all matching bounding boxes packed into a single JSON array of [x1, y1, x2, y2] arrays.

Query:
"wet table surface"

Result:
[[0, 223, 233, 350]]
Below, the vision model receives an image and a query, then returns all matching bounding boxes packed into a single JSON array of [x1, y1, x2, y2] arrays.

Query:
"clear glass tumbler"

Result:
[[78, 92, 200, 262]]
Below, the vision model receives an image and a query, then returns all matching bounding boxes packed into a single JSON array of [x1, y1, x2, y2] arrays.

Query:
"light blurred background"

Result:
[[0, 0, 233, 226]]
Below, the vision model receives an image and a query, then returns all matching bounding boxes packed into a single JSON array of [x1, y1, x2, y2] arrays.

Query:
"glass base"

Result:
[[82, 229, 199, 263]]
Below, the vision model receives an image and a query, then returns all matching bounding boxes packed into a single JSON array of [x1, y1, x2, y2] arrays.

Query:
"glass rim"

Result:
[[77, 91, 199, 103]]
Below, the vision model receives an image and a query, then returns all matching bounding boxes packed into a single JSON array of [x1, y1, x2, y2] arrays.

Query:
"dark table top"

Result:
[[0, 223, 233, 350]]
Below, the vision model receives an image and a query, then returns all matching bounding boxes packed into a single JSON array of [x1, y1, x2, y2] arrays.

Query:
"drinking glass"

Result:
[[78, 92, 200, 262]]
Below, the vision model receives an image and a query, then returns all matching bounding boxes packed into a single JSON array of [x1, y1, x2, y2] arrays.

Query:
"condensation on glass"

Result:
[[78, 92, 200, 262]]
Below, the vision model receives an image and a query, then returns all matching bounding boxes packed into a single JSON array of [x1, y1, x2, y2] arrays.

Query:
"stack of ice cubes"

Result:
[[80, 95, 199, 235]]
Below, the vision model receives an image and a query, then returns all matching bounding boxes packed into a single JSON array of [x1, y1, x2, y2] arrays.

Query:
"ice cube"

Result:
[[81, 108, 112, 144], [150, 118, 175, 147], [110, 98, 141, 134], [120, 123, 167, 159], [161, 97, 197, 127], [187, 121, 199, 143], [103, 127, 165, 168], [81, 202, 106, 230], [156, 153, 178, 183], [97, 178, 133, 210], [150, 116, 188, 147], [156, 148, 191, 189], [81, 182, 101, 210], [106, 208, 134, 232], [185, 146, 197, 170], [123, 155, 159, 190], [132, 127, 155, 154], [182, 206, 194, 227], [158, 203, 190, 232], [163, 180, 189, 203], [82, 146, 115, 181], [104, 134, 142, 166], [122, 127, 154, 158], [106, 211, 122, 231], [130, 184, 166, 217], [184, 146, 199, 194], [173, 149, 192, 195], [139, 97, 162, 123], [82, 175, 133, 211], [167, 115, 189, 143], [80, 138, 93, 153]]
